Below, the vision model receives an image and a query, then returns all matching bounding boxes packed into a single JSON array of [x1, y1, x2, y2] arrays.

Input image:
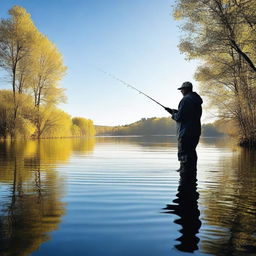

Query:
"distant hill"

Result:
[[96, 117, 176, 135], [96, 117, 224, 137]]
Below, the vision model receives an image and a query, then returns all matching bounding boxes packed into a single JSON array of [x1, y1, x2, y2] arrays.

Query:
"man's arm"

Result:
[[171, 98, 189, 122]]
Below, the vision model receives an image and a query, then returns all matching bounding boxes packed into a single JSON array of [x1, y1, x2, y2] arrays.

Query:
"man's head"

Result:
[[178, 81, 193, 96]]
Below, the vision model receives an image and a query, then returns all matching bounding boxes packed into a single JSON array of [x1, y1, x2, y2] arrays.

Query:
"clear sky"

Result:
[[0, 0, 204, 126]]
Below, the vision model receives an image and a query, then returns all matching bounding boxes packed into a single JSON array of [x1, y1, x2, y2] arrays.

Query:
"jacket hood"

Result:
[[186, 92, 203, 105]]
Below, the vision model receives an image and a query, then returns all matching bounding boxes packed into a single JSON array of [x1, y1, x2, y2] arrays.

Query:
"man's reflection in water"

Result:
[[163, 170, 201, 253]]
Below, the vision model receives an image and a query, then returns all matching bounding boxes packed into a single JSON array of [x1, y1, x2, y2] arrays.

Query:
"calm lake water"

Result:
[[0, 136, 256, 256]]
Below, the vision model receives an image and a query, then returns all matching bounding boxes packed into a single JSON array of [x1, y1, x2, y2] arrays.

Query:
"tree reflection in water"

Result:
[[0, 138, 95, 256], [200, 148, 256, 256], [163, 171, 201, 253]]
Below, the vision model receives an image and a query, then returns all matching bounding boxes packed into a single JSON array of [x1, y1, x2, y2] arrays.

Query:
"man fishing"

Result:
[[165, 82, 203, 174], [100, 70, 202, 174]]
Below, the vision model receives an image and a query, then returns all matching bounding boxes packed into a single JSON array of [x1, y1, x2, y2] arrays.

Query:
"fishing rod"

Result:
[[98, 68, 167, 109]]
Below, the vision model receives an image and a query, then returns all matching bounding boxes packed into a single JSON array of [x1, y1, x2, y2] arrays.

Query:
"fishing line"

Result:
[[98, 68, 167, 109]]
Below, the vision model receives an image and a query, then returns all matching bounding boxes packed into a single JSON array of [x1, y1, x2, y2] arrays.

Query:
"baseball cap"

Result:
[[178, 81, 193, 90]]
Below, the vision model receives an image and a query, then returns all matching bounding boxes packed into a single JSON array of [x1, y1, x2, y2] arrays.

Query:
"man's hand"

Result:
[[165, 108, 178, 115], [165, 107, 174, 114]]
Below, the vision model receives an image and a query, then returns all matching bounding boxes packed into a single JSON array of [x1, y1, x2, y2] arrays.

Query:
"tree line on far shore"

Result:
[[0, 6, 95, 139], [96, 117, 225, 137]]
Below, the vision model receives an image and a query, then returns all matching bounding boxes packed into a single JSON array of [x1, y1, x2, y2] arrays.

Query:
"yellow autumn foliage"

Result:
[[0, 6, 94, 139]]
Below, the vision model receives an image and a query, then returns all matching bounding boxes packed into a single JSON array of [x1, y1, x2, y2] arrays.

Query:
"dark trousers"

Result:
[[178, 136, 200, 173]]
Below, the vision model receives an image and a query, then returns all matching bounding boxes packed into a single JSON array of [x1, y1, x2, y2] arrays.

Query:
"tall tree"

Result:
[[30, 33, 66, 108], [28, 33, 66, 138], [174, 0, 256, 146], [0, 6, 36, 137], [0, 6, 67, 139]]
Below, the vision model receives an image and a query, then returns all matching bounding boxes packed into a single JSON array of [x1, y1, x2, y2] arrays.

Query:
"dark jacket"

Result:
[[172, 92, 203, 139]]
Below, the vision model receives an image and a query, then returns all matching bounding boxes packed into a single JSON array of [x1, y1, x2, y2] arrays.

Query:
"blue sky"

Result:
[[0, 0, 203, 125]]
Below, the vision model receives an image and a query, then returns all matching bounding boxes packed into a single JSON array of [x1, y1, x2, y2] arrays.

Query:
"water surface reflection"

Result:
[[0, 137, 256, 256], [163, 172, 201, 253], [0, 139, 95, 256], [200, 147, 256, 256]]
